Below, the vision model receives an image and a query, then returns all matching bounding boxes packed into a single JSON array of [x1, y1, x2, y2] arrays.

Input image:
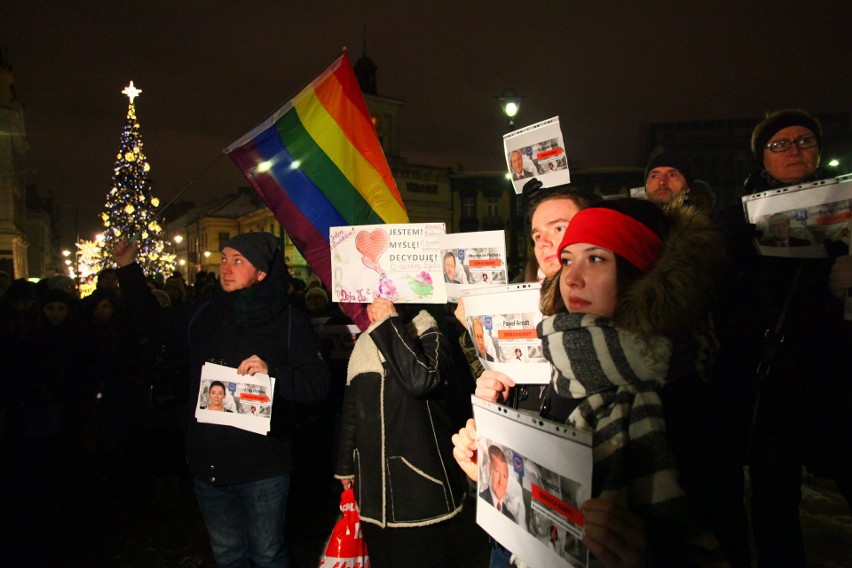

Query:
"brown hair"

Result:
[[539, 198, 668, 320]]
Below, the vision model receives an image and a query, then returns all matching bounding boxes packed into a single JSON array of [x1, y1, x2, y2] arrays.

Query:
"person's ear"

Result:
[[257, 270, 268, 282]]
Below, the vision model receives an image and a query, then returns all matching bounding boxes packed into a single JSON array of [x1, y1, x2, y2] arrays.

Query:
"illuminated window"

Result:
[[462, 196, 476, 218], [487, 197, 500, 217], [218, 232, 230, 251]]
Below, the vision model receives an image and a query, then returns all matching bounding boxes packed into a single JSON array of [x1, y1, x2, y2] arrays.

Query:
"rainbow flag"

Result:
[[227, 52, 408, 330]]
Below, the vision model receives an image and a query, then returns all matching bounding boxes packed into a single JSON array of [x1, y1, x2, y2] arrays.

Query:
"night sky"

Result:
[[3, 0, 852, 241]]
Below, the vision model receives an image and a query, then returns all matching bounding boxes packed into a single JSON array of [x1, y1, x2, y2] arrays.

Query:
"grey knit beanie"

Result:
[[645, 152, 694, 187], [222, 232, 279, 272]]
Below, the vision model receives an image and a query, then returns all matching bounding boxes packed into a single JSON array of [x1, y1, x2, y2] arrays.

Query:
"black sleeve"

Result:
[[267, 305, 330, 405], [333, 384, 357, 478], [370, 312, 446, 398], [116, 262, 195, 352]]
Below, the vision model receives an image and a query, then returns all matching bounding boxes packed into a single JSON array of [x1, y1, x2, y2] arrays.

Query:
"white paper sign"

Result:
[[195, 363, 275, 436], [473, 397, 592, 568], [742, 174, 852, 258], [330, 223, 448, 304], [504, 117, 571, 194], [439, 230, 508, 302], [460, 283, 550, 384]]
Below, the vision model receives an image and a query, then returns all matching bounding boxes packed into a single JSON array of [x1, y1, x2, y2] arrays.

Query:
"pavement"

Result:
[[2, 411, 849, 567]]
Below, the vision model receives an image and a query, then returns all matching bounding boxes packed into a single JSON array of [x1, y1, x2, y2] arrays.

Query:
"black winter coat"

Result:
[[117, 255, 329, 485]]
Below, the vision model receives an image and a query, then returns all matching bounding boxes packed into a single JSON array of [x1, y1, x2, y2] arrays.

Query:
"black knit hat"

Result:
[[750, 109, 822, 168], [644, 152, 694, 187], [222, 232, 279, 273]]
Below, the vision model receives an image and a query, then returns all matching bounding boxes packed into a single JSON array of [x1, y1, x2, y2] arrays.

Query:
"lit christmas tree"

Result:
[[101, 81, 175, 275]]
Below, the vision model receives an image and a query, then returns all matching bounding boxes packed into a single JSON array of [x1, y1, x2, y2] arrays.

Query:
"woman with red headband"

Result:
[[455, 198, 743, 567]]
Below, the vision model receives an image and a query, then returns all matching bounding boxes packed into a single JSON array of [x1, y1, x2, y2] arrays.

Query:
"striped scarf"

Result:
[[538, 312, 722, 563]]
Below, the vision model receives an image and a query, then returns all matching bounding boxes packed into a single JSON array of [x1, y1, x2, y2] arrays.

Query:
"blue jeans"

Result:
[[194, 474, 290, 568], [489, 542, 512, 568]]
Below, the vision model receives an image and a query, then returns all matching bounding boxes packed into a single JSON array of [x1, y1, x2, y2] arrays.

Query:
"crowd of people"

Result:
[[2, 108, 851, 567], [452, 108, 851, 568]]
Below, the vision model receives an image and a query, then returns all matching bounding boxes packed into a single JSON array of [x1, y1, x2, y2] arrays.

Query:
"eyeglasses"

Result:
[[765, 135, 818, 153]]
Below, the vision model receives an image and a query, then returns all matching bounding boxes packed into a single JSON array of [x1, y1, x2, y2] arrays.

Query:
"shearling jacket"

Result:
[[334, 309, 467, 528]]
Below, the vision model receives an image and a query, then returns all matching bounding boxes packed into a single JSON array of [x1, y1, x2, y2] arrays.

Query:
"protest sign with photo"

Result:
[[195, 362, 275, 436], [330, 223, 447, 304], [460, 283, 549, 384], [473, 397, 592, 568], [629, 186, 648, 200], [743, 173, 852, 259], [504, 116, 571, 194], [439, 230, 508, 302]]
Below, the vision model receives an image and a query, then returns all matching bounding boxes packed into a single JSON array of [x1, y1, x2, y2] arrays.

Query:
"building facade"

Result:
[[643, 113, 851, 208], [0, 52, 30, 278]]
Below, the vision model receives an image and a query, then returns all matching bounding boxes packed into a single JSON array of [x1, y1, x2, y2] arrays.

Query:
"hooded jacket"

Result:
[[334, 308, 467, 528], [117, 249, 329, 485]]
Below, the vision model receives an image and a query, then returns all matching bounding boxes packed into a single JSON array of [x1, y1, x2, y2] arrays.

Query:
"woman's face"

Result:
[[93, 299, 115, 323], [559, 243, 618, 319], [763, 126, 820, 184], [208, 385, 225, 409], [531, 198, 582, 278], [43, 302, 69, 326]]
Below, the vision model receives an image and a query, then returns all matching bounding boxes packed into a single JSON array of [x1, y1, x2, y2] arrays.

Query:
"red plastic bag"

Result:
[[319, 488, 369, 568]]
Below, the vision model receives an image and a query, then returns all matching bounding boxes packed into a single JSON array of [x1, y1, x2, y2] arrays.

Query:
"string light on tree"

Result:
[[77, 239, 105, 280], [101, 81, 176, 276]]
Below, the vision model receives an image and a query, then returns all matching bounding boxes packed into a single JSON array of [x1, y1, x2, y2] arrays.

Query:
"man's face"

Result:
[[763, 126, 820, 184], [510, 151, 524, 174], [97, 272, 119, 290], [473, 321, 486, 355], [769, 218, 791, 241], [444, 255, 456, 280], [645, 167, 689, 204], [489, 456, 509, 500], [219, 247, 267, 292], [531, 198, 582, 279]]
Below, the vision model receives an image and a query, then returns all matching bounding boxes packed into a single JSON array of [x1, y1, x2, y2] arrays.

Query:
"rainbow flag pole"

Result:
[[227, 51, 408, 330]]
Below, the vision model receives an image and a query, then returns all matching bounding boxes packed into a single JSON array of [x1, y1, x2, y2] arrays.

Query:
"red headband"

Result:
[[558, 208, 664, 273]]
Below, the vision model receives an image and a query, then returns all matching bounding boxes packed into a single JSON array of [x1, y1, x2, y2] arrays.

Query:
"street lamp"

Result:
[[498, 88, 522, 130]]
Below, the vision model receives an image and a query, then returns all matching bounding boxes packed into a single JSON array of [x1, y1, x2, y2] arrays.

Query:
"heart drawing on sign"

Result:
[[355, 228, 390, 275]]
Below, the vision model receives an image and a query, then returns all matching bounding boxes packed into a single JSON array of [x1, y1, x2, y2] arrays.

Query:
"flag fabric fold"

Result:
[[227, 52, 408, 330]]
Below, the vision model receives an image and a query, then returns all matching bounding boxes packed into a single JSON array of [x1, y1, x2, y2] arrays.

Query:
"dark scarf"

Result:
[[211, 276, 289, 327], [538, 311, 721, 559], [745, 167, 828, 193]]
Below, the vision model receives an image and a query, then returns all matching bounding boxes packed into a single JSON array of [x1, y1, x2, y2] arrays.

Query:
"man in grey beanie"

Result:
[[220, 232, 280, 290], [113, 232, 328, 567], [644, 152, 694, 205]]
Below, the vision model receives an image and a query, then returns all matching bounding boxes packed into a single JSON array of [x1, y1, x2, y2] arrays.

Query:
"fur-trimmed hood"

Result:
[[615, 199, 724, 336]]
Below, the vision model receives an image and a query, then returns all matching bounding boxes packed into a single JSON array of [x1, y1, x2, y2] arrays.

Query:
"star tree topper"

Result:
[[122, 81, 142, 103]]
